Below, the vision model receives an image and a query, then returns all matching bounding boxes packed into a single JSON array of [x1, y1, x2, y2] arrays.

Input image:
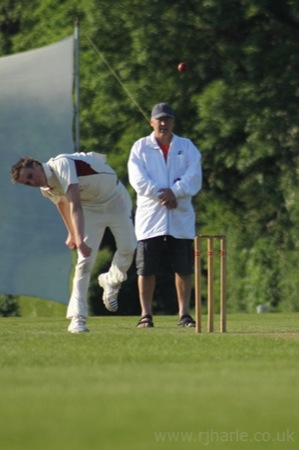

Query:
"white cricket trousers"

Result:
[[67, 182, 137, 318]]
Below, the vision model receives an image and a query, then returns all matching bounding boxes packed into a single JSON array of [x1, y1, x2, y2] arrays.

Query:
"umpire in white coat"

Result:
[[128, 103, 202, 328]]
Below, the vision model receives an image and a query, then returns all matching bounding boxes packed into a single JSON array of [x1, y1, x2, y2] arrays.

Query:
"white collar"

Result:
[[42, 163, 54, 184]]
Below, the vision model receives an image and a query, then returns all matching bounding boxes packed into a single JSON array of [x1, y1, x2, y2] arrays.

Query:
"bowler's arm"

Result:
[[57, 184, 91, 257]]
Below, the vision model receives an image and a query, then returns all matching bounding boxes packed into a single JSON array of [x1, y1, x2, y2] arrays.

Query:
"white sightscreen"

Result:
[[0, 36, 75, 304]]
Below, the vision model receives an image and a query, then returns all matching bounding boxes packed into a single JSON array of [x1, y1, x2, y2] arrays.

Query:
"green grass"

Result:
[[0, 314, 298, 450]]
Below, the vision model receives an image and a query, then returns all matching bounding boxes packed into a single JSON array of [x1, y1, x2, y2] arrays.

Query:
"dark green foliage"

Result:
[[0, 295, 19, 317], [2, 0, 299, 313]]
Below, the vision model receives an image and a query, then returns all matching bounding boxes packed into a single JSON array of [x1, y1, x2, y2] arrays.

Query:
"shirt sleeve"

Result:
[[170, 140, 202, 198], [128, 140, 162, 198], [50, 157, 78, 194]]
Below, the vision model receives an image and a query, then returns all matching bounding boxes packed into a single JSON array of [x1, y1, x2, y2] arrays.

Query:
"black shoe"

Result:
[[178, 314, 196, 327], [136, 314, 154, 328]]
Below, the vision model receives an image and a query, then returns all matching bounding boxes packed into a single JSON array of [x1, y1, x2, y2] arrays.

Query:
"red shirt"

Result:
[[157, 141, 170, 160]]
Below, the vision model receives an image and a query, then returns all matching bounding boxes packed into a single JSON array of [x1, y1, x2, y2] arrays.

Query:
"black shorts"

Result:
[[136, 235, 194, 276]]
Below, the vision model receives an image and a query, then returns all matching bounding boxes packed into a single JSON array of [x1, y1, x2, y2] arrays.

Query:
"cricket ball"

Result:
[[177, 62, 188, 72]]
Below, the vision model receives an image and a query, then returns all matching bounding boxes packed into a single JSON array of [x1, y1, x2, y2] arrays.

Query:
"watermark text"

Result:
[[154, 429, 295, 445]]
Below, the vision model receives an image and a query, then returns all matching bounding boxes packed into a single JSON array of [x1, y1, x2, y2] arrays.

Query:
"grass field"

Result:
[[0, 313, 298, 450]]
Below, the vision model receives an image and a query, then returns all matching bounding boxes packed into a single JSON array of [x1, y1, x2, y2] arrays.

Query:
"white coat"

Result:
[[128, 132, 202, 240]]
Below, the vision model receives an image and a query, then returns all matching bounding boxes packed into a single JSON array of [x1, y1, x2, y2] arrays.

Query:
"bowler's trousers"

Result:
[[67, 182, 136, 318]]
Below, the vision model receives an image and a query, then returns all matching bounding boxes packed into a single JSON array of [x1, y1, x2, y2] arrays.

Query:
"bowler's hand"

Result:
[[65, 234, 92, 257], [65, 233, 76, 250], [158, 188, 177, 209], [77, 242, 92, 258]]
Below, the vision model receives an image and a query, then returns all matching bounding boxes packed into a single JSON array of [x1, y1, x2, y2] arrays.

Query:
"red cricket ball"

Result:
[[177, 62, 188, 72]]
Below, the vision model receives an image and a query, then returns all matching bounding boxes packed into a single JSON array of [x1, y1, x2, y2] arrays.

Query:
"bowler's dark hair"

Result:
[[11, 157, 41, 183]]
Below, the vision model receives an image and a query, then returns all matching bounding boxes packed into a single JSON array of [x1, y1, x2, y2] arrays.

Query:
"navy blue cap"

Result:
[[151, 103, 175, 119]]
